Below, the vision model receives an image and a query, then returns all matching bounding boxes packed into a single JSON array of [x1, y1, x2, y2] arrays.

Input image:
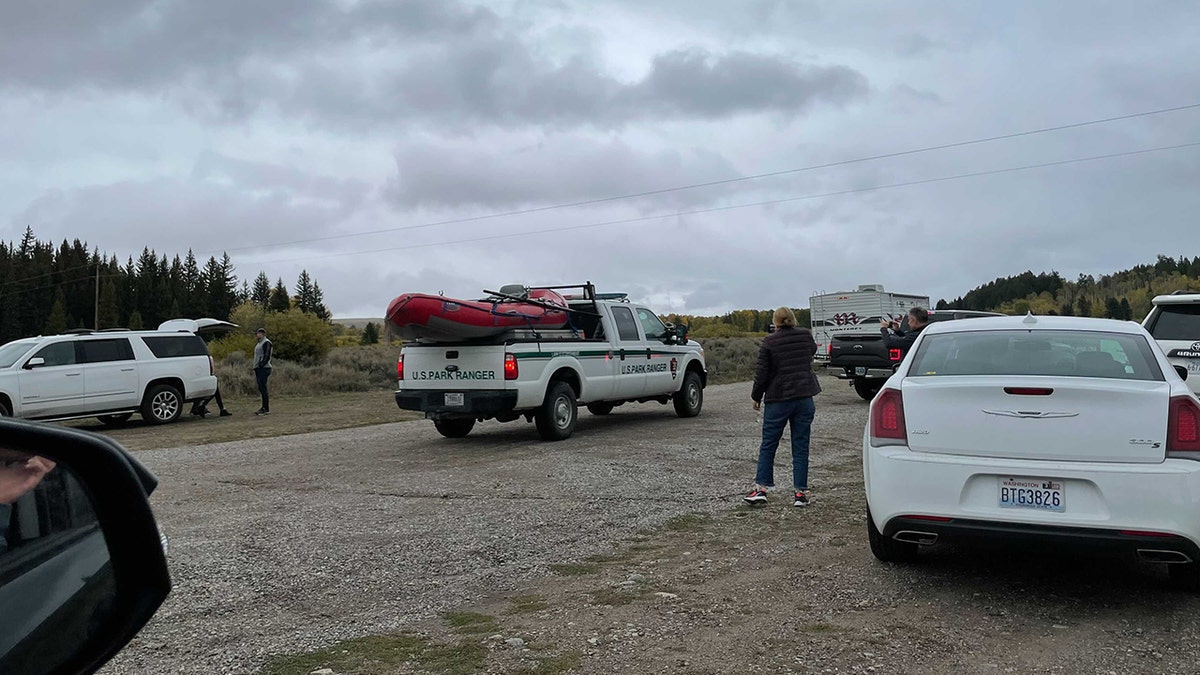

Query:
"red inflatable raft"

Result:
[[386, 287, 571, 341]]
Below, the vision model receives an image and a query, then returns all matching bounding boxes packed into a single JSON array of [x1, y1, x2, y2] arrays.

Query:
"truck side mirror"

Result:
[[0, 419, 170, 675]]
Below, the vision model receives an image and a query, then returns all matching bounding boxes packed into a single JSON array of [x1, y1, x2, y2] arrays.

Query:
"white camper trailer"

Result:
[[810, 285, 930, 360]]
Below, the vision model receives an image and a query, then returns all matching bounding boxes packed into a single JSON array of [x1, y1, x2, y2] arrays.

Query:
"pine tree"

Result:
[[44, 289, 68, 335], [311, 281, 331, 321], [1104, 297, 1121, 319], [129, 310, 144, 330], [1059, 303, 1074, 316], [360, 321, 380, 345], [269, 278, 291, 313], [251, 272, 271, 308], [1076, 296, 1092, 318], [295, 270, 315, 314], [1120, 297, 1133, 321]]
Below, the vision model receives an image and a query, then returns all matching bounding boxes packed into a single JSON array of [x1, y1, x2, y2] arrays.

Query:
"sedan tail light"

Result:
[[1168, 395, 1200, 454], [870, 388, 907, 446], [396, 354, 404, 381]]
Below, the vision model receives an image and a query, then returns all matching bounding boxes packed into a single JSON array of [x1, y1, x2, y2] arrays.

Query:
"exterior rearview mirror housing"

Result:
[[0, 419, 170, 675]]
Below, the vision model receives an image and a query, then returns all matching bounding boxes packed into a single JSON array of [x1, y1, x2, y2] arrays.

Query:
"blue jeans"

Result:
[[255, 367, 271, 412], [754, 397, 816, 491]]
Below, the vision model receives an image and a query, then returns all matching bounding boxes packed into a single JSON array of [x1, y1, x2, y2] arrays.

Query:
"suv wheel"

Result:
[[535, 381, 577, 441], [0, 400, 10, 416], [142, 385, 183, 425]]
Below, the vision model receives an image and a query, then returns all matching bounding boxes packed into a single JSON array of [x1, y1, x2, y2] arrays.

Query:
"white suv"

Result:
[[1143, 292, 1200, 394], [0, 323, 219, 425]]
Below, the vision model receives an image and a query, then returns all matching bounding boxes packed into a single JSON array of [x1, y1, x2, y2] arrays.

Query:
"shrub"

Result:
[[222, 303, 336, 364]]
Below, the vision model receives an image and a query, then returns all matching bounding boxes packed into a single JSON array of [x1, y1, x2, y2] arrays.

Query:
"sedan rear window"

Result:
[[908, 330, 1163, 381], [1147, 304, 1200, 341]]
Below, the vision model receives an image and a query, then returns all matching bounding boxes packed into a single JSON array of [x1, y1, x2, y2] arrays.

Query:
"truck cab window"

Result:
[[636, 309, 668, 341], [611, 307, 641, 342]]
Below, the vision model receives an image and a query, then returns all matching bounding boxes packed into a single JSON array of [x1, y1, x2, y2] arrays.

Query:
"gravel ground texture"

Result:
[[100, 373, 1200, 674]]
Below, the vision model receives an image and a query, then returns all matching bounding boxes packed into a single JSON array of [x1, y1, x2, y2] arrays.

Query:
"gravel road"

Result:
[[101, 374, 1200, 674]]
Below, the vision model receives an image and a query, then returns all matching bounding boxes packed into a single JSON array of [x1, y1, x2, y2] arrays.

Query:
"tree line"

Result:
[[0, 227, 330, 343], [938, 254, 1200, 320]]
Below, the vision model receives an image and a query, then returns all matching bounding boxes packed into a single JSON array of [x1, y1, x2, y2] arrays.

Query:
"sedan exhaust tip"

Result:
[[1137, 549, 1193, 564], [893, 530, 938, 546]]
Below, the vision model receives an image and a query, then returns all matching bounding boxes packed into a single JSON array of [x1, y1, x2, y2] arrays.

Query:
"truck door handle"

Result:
[[646, 348, 651, 359], [619, 349, 625, 361]]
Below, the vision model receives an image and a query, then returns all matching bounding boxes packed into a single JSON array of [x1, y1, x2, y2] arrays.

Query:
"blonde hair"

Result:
[[773, 307, 797, 328]]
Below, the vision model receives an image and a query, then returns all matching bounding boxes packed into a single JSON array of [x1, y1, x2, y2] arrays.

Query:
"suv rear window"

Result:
[[141, 335, 209, 358], [909, 330, 1163, 381], [1147, 304, 1200, 341]]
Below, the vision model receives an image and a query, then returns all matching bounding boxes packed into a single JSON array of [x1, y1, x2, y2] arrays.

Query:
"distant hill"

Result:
[[334, 317, 384, 329], [939, 254, 1200, 319]]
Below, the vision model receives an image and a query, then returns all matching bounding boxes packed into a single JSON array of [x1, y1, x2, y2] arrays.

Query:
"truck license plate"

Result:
[[444, 393, 464, 406], [999, 477, 1064, 512], [854, 367, 867, 376]]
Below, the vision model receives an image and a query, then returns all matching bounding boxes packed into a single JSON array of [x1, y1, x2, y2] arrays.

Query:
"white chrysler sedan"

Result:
[[863, 314, 1200, 589]]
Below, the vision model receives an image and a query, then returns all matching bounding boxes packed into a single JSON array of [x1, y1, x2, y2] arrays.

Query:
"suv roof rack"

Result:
[[61, 329, 95, 335]]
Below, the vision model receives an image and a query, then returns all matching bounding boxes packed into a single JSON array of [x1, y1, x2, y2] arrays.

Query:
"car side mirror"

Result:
[[23, 357, 45, 370], [0, 419, 170, 675], [1175, 364, 1189, 381]]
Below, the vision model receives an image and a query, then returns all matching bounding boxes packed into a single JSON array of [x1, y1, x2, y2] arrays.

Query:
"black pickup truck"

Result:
[[829, 309, 1004, 399]]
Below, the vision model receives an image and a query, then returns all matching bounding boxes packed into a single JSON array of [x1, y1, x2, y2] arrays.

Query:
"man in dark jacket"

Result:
[[880, 307, 931, 353], [745, 307, 822, 507]]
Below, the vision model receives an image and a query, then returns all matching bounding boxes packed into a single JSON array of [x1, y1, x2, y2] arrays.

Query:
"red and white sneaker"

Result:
[[793, 492, 810, 507], [743, 489, 768, 505]]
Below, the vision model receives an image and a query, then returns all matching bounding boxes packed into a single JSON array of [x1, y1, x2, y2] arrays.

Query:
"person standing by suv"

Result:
[[744, 307, 822, 507], [253, 328, 273, 415]]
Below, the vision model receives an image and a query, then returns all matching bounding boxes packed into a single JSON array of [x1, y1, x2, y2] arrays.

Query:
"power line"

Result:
[[239, 140, 1200, 266], [214, 101, 1200, 254]]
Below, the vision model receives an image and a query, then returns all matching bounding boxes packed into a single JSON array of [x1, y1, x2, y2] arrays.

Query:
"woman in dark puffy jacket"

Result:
[[743, 307, 821, 507]]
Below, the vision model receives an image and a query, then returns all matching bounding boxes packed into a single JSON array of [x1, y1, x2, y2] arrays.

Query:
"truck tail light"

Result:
[[870, 388, 907, 446], [504, 353, 518, 380], [1168, 395, 1200, 453], [888, 348, 902, 361], [397, 354, 404, 381]]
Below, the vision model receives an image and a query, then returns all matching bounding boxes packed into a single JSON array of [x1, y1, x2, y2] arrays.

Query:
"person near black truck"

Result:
[[879, 306, 931, 351]]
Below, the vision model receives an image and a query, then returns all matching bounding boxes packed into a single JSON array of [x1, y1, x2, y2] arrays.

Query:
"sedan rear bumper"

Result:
[[865, 443, 1200, 555]]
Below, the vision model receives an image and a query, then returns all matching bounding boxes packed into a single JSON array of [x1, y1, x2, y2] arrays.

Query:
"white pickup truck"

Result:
[[394, 287, 707, 440]]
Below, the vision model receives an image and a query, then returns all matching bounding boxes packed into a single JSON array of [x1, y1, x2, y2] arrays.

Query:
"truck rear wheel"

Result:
[[673, 370, 703, 418], [853, 379, 882, 401], [434, 418, 475, 438], [536, 381, 577, 441]]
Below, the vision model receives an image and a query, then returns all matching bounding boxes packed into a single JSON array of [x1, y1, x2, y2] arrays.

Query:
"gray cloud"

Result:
[[386, 135, 741, 209]]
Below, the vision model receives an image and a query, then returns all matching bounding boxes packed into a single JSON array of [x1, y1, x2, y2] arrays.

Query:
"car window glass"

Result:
[[908, 330, 1163, 381], [1148, 305, 1200, 341], [30, 342, 76, 368], [141, 335, 209, 358], [78, 339, 134, 364], [611, 307, 641, 342], [636, 308, 668, 340], [0, 342, 37, 369], [0, 450, 113, 675]]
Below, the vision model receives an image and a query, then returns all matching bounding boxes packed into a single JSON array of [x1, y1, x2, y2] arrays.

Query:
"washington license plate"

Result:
[[444, 393, 464, 406], [999, 477, 1064, 512]]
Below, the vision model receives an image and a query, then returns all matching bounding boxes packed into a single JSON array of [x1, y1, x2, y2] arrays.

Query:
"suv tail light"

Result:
[[208, 355, 215, 376], [870, 388, 907, 446], [1168, 395, 1200, 454], [888, 348, 902, 361], [504, 353, 519, 380], [396, 354, 404, 381]]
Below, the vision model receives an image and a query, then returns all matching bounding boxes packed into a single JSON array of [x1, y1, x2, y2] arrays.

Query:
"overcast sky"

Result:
[[4, 0, 1199, 318]]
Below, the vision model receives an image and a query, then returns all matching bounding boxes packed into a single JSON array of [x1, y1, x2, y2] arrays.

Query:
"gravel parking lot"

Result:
[[102, 374, 1200, 674]]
